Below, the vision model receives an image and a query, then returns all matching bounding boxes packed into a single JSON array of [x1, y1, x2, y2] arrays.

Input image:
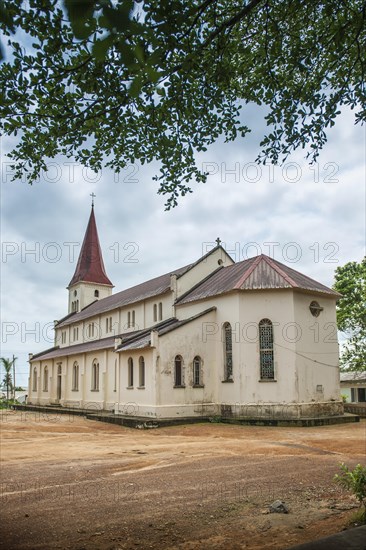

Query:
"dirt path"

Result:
[[0, 410, 365, 549]]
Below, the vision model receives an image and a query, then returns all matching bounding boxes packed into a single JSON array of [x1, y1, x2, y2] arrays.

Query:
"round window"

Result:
[[309, 301, 323, 317]]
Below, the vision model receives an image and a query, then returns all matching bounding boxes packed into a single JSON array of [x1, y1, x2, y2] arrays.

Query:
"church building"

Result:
[[28, 205, 343, 420]]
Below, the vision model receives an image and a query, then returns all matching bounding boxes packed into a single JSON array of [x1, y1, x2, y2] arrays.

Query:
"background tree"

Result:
[[1, 0, 365, 207], [0, 357, 16, 400], [333, 258, 366, 371]]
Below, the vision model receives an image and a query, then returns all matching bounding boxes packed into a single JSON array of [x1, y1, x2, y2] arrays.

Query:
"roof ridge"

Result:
[[31, 346, 59, 360], [120, 318, 177, 346], [262, 254, 299, 287], [55, 311, 76, 326], [233, 255, 262, 289], [159, 307, 217, 336], [176, 245, 235, 279], [265, 255, 341, 295], [175, 265, 224, 304]]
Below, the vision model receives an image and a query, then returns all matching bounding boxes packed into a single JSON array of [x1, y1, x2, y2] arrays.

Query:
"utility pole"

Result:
[[12, 354, 16, 399]]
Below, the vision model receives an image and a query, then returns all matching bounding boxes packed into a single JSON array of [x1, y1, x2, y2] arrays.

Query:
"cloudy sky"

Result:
[[1, 102, 365, 387]]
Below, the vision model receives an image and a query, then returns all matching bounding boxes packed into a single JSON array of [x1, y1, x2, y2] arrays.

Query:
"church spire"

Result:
[[68, 205, 113, 288]]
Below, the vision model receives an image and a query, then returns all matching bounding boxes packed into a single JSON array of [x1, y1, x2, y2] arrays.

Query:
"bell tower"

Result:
[[67, 195, 113, 313]]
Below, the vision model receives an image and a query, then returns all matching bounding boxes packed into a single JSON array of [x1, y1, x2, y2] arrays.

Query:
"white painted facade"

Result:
[[28, 213, 343, 420]]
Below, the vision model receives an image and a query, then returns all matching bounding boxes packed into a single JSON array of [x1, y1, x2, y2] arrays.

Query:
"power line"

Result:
[[274, 342, 339, 368]]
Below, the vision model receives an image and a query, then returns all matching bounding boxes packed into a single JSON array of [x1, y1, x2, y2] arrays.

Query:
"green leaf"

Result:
[[92, 34, 114, 60]]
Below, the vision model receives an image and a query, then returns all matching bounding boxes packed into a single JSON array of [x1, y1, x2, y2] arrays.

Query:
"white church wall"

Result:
[[293, 292, 341, 405], [176, 247, 234, 299], [115, 349, 156, 416], [174, 289, 342, 418], [235, 289, 297, 405], [68, 281, 112, 314], [153, 309, 218, 418], [143, 292, 173, 328], [119, 301, 145, 333], [99, 310, 120, 339]]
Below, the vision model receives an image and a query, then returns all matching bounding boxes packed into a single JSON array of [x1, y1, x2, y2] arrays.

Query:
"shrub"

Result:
[[334, 463, 366, 523]]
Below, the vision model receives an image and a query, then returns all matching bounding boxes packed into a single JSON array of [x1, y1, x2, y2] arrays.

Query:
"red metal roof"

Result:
[[176, 254, 341, 304], [68, 206, 113, 287]]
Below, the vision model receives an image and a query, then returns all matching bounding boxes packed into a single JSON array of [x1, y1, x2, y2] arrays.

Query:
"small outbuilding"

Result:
[[340, 371, 366, 403]]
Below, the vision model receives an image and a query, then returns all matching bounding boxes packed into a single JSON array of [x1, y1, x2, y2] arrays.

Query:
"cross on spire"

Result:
[[216, 237, 221, 246], [90, 193, 96, 207]]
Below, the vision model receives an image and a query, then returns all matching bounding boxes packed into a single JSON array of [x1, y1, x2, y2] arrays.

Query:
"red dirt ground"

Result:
[[0, 410, 365, 549]]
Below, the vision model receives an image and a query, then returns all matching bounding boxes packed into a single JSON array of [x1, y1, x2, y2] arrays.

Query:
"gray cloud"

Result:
[[1, 107, 365, 386]]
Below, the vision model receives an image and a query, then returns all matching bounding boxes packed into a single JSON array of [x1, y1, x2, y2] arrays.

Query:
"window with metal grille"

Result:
[[193, 356, 202, 386], [259, 319, 274, 379], [174, 355, 184, 386], [223, 322, 233, 380]]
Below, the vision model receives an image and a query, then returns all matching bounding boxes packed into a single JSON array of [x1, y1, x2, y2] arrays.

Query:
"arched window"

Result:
[[32, 367, 37, 392], [153, 304, 157, 322], [139, 356, 145, 387], [94, 290, 99, 298], [223, 322, 233, 380], [72, 362, 79, 391], [43, 366, 48, 392], [193, 356, 202, 386], [127, 311, 131, 328], [259, 319, 274, 380], [91, 360, 99, 391], [174, 355, 184, 387], [128, 357, 134, 387], [132, 310, 135, 327], [158, 302, 163, 321]]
